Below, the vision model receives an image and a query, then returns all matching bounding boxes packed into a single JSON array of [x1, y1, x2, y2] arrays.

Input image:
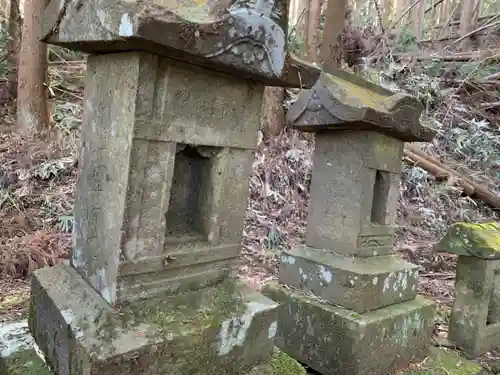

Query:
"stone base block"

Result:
[[280, 246, 419, 313], [262, 281, 436, 375], [29, 264, 280, 375], [1, 320, 302, 375]]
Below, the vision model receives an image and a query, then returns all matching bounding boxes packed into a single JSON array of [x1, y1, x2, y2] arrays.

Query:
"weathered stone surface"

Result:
[[30, 263, 279, 375], [488, 272, 500, 324], [448, 255, 500, 358], [0, 320, 52, 375], [400, 347, 490, 375], [435, 222, 500, 260], [279, 246, 419, 313], [305, 131, 401, 255], [287, 71, 436, 142], [42, 0, 320, 88], [262, 281, 436, 375], [72, 52, 263, 305]]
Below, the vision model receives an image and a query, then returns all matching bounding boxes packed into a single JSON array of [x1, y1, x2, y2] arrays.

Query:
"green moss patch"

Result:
[[436, 222, 500, 259], [247, 350, 306, 375], [400, 347, 485, 375], [1, 349, 53, 375], [93, 278, 246, 343]]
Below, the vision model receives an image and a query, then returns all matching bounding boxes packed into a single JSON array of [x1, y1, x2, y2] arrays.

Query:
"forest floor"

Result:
[[0, 41, 499, 364]]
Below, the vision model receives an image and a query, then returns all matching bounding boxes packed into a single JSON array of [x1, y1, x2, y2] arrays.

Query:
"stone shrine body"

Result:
[[264, 70, 438, 375], [28, 1, 320, 375]]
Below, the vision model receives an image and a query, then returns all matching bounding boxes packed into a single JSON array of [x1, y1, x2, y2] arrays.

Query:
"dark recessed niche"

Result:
[[165, 144, 219, 244], [370, 169, 390, 226]]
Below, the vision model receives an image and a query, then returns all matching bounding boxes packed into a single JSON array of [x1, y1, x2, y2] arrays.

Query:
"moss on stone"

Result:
[[93, 278, 246, 343], [1, 349, 53, 375], [436, 222, 500, 259], [247, 350, 306, 375], [85, 279, 274, 374], [400, 347, 484, 375], [325, 72, 388, 111]]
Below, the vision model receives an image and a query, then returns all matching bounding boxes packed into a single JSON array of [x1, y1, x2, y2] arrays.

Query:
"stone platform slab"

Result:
[[29, 263, 282, 375], [279, 246, 419, 313], [263, 281, 436, 375], [0, 319, 304, 375]]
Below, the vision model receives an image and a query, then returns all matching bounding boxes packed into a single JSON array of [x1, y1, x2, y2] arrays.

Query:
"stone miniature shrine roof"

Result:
[[41, 0, 321, 88], [435, 222, 500, 260], [287, 71, 436, 142]]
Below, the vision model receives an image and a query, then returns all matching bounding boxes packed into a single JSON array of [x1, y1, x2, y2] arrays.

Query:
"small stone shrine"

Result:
[[436, 222, 500, 358], [263, 70, 437, 375], [26, 1, 321, 375]]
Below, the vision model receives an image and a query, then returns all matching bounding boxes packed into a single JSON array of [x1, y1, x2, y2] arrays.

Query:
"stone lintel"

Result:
[[287, 71, 436, 142], [116, 244, 241, 301], [42, 0, 320, 88], [279, 246, 419, 313], [29, 264, 280, 375], [435, 222, 500, 260], [262, 281, 435, 375]]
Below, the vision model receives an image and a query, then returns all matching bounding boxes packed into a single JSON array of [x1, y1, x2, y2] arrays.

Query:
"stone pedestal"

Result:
[[263, 71, 437, 375], [436, 222, 500, 358], [27, 2, 320, 375]]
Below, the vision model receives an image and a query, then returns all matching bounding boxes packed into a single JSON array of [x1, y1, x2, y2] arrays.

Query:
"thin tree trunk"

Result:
[[307, 0, 323, 62], [260, 87, 285, 139], [300, 0, 311, 59], [458, 0, 476, 49], [17, 0, 50, 133], [0, 0, 22, 104], [321, 0, 349, 71]]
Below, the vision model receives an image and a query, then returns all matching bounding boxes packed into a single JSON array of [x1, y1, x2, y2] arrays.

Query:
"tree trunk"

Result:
[[260, 87, 285, 139], [0, 0, 22, 104], [300, 0, 311, 59], [321, 0, 348, 71], [17, 0, 50, 133], [458, 0, 476, 50], [307, 0, 323, 62]]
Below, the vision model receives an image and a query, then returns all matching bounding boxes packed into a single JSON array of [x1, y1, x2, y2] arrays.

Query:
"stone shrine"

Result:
[[25, 1, 321, 375], [436, 222, 500, 358], [263, 71, 437, 375]]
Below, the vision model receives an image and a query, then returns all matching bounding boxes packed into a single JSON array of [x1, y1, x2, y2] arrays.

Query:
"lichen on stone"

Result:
[[435, 222, 500, 259]]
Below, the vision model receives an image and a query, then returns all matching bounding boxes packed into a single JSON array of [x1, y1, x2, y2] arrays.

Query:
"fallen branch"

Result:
[[447, 14, 500, 48], [484, 71, 500, 81], [479, 101, 500, 109], [390, 51, 498, 61], [404, 145, 500, 210]]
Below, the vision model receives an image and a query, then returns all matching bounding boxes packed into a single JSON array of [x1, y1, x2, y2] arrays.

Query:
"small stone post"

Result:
[[436, 222, 500, 358], [28, 2, 320, 375], [263, 71, 437, 375]]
